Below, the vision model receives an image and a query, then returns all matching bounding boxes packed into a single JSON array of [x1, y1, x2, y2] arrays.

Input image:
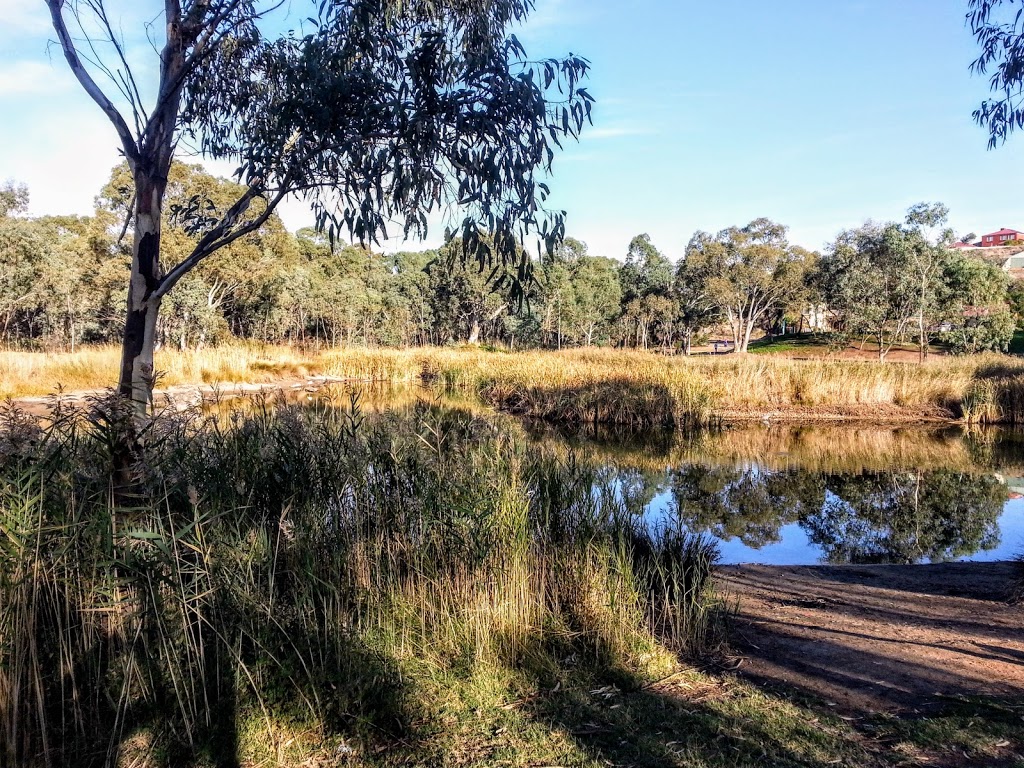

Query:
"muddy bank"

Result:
[[718, 562, 1024, 714]]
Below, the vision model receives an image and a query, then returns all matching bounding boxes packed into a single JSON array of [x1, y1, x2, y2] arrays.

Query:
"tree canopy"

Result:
[[45, 0, 592, 410]]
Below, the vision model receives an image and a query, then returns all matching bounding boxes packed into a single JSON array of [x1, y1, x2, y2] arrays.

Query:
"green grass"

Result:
[[336, 665, 1024, 767], [747, 333, 827, 355], [864, 695, 1024, 767], [1009, 329, 1024, 355]]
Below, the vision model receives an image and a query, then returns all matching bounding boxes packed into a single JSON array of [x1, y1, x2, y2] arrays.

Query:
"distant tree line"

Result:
[[1, 166, 1019, 357]]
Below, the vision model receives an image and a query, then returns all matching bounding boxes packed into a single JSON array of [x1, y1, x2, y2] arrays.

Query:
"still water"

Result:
[[543, 423, 1024, 566], [242, 386, 1024, 566]]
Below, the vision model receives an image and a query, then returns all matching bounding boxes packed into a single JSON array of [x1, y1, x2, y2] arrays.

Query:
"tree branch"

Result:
[[45, 0, 141, 168], [155, 181, 289, 300]]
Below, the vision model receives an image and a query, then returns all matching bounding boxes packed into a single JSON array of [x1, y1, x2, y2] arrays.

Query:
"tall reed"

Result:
[[0, 394, 720, 766]]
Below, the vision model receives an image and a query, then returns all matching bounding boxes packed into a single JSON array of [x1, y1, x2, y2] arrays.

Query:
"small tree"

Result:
[[566, 254, 622, 347], [618, 234, 674, 349], [693, 219, 812, 354], [904, 202, 953, 362], [938, 252, 1014, 354], [46, 0, 592, 412], [674, 237, 722, 355], [818, 223, 918, 362]]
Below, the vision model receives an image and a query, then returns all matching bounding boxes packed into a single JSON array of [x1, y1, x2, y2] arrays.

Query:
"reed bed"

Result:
[[9, 345, 1024, 424], [411, 348, 1024, 425], [0, 395, 721, 767]]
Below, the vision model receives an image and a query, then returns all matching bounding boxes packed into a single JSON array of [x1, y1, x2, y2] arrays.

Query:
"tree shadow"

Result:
[[521, 666, 867, 768], [719, 564, 1024, 716]]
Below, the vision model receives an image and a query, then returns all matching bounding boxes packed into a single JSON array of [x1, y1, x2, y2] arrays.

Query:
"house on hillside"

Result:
[[981, 228, 1023, 247]]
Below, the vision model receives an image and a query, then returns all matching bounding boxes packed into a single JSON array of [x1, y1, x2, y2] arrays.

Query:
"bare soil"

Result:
[[717, 562, 1024, 714]]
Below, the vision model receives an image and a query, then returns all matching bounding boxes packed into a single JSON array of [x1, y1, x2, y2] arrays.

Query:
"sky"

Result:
[[1, 0, 1022, 261]]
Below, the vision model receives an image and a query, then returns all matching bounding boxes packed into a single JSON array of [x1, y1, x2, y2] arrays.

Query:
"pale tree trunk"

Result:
[[726, 307, 742, 351], [740, 320, 756, 354], [47, 0, 189, 416], [918, 276, 928, 364], [729, 307, 747, 354], [118, 172, 166, 412]]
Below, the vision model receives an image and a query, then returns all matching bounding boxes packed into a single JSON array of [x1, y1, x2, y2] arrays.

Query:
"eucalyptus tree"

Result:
[[100, 161, 301, 348], [566, 254, 622, 346], [817, 223, 918, 362], [692, 219, 812, 354], [937, 252, 1014, 354], [0, 182, 29, 219], [427, 239, 526, 345], [45, 0, 592, 412], [0, 202, 50, 345], [675, 234, 724, 355], [620, 234, 673, 304], [619, 234, 674, 349], [904, 202, 954, 362], [968, 0, 1024, 146]]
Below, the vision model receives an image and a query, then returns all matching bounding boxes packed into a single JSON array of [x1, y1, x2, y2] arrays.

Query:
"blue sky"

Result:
[[1, 0, 1021, 260]]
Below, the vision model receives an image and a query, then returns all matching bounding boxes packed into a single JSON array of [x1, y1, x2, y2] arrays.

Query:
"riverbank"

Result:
[[8, 345, 1024, 424], [2, 392, 1022, 766]]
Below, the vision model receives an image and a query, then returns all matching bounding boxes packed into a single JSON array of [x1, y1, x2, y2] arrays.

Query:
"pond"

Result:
[[531, 422, 1024, 566], [215, 385, 1024, 566]]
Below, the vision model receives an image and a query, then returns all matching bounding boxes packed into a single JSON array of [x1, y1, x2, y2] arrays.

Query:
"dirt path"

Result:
[[717, 563, 1024, 714]]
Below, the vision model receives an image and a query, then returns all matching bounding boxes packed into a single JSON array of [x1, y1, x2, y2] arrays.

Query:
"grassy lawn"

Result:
[[1009, 329, 1024, 355], [747, 333, 828, 355]]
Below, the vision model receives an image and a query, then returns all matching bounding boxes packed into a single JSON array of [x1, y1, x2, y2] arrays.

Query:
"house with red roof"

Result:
[[981, 228, 1023, 247]]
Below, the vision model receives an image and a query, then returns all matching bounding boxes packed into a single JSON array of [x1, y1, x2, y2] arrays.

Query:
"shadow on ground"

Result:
[[719, 563, 1024, 714]]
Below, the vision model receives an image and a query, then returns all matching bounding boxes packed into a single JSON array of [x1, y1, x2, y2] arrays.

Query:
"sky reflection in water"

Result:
[[575, 425, 1024, 566]]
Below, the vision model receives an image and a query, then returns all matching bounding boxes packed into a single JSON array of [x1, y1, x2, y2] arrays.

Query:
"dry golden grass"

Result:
[[532, 423, 981, 475], [7, 344, 1024, 423], [0, 344, 323, 400], [401, 347, 1024, 424]]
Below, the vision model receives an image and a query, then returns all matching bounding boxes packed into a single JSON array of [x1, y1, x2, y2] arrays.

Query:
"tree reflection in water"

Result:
[[665, 465, 1004, 564]]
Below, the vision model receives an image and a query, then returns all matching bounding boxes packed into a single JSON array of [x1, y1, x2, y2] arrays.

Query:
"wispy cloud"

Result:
[[516, 0, 599, 41]]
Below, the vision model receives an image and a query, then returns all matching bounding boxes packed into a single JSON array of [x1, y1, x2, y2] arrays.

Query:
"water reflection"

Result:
[[599, 456, 1022, 566], [532, 423, 1023, 565], [204, 384, 1024, 565], [805, 470, 1004, 564]]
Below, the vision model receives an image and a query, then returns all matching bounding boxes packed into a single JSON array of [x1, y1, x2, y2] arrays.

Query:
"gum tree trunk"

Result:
[[118, 172, 166, 414]]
